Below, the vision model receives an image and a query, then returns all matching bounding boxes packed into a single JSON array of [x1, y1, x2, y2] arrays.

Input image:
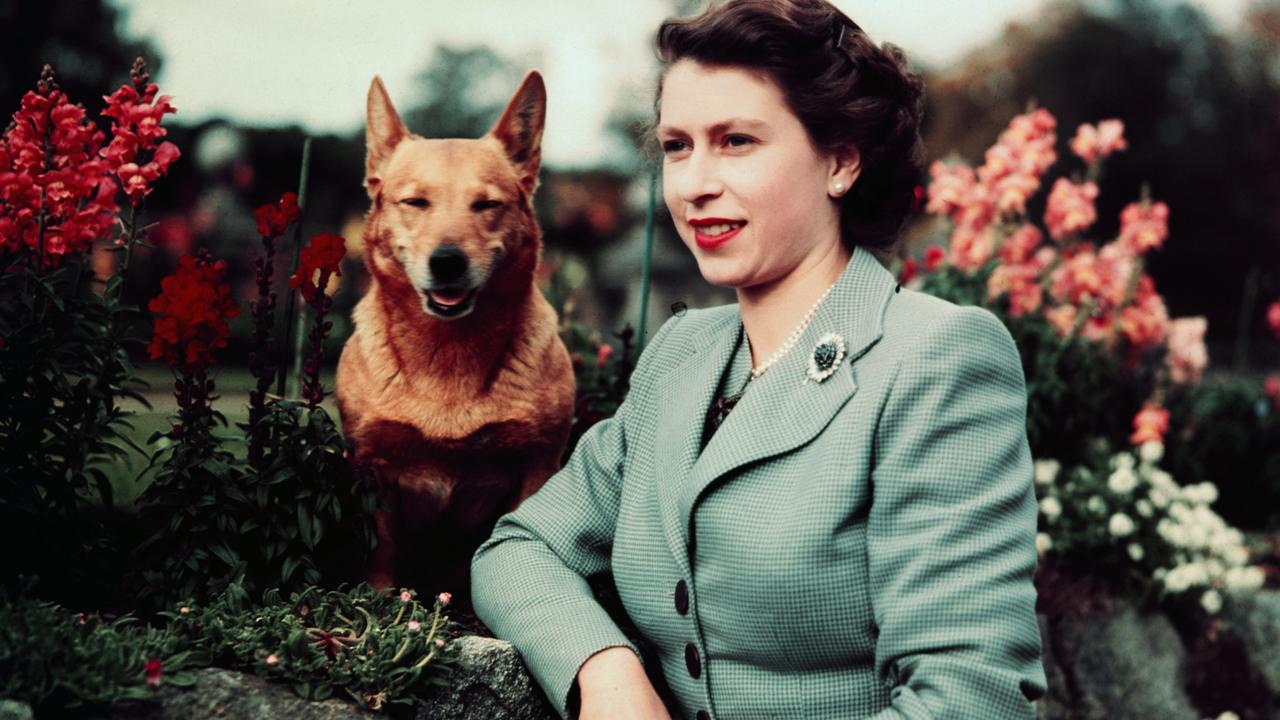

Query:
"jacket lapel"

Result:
[[675, 246, 898, 548], [650, 308, 741, 573]]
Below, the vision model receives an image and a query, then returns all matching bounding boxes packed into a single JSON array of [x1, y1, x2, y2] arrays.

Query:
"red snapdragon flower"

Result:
[[145, 658, 163, 687], [289, 233, 346, 302], [897, 257, 918, 285], [596, 343, 614, 367], [923, 245, 945, 272], [1130, 402, 1170, 446], [0, 66, 118, 264], [1267, 301, 1280, 339], [254, 192, 300, 238], [100, 59, 180, 206], [148, 254, 241, 371]]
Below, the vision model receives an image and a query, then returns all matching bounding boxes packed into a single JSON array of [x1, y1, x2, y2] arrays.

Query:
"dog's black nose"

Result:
[[429, 245, 469, 283]]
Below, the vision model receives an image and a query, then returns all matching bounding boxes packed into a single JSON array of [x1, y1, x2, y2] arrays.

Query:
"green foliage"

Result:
[[163, 580, 458, 711], [0, 249, 150, 604], [243, 401, 379, 599], [0, 578, 456, 716], [559, 320, 637, 461], [134, 399, 379, 612], [0, 579, 205, 716], [133, 390, 249, 613], [1163, 376, 1280, 530]]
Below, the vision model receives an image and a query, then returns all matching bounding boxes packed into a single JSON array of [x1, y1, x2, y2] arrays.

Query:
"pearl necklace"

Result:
[[748, 279, 839, 380]]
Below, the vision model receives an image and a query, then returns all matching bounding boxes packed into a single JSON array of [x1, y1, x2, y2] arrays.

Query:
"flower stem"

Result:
[[278, 137, 313, 400]]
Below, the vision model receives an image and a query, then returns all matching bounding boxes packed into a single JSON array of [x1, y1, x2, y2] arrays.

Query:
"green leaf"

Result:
[[298, 507, 315, 549], [281, 557, 299, 585]]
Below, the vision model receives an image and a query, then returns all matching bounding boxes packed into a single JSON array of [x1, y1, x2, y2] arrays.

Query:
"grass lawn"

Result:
[[103, 364, 339, 507]]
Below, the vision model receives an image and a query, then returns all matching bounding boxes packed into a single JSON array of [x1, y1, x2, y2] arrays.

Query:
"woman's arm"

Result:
[[865, 305, 1047, 720], [470, 316, 681, 720]]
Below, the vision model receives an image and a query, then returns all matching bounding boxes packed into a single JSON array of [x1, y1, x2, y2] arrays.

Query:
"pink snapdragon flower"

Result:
[[1166, 317, 1208, 385], [1045, 178, 1100, 240], [1070, 119, 1127, 165], [1117, 200, 1170, 254]]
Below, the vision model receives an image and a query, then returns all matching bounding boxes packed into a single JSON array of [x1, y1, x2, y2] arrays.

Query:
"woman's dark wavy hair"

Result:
[[655, 0, 926, 252]]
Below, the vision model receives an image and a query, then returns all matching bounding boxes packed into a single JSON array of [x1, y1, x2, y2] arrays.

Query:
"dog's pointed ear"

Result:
[[366, 76, 408, 200], [489, 70, 546, 194]]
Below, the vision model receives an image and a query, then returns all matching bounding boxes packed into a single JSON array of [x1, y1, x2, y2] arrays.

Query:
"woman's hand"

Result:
[[577, 646, 673, 720]]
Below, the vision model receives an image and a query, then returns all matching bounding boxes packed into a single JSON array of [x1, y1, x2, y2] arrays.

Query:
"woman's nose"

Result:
[[677, 150, 723, 204]]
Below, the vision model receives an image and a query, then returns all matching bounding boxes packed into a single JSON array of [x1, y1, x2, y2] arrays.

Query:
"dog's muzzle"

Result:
[[423, 285, 478, 319]]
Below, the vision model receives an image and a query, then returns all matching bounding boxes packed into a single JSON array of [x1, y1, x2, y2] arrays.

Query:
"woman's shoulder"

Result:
[[870, 286, 1022, 386]]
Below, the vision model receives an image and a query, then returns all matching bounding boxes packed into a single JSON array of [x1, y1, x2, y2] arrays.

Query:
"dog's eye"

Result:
[[471, 199, 503, 212], [400, 198, 430, 209]]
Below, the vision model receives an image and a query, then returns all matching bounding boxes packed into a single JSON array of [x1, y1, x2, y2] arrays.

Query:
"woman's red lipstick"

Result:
[[690, 217, 746, 250]]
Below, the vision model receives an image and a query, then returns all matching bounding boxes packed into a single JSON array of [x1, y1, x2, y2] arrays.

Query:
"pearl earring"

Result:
[[833, 181, 845, 194]]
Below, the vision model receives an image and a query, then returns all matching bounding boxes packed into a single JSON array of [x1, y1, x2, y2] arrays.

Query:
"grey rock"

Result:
[[1220, 590, 1280, 704], [94, 668, 366, 720], [1048, 604, 1199, 720], [416, 635, 558, 720], [0, 700, 33, 720], [1036, 614, 1072, 720]]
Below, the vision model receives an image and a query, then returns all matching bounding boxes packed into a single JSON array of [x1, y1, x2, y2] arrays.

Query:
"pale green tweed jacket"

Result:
[[472, 245, 1048, 719]]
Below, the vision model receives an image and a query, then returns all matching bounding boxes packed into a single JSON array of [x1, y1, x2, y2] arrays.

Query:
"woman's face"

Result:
[[658, 60, 849, 291]]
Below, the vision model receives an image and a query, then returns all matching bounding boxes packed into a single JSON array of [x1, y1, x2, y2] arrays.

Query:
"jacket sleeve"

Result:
[[470, 316, 681, 720], [864, 305, 1047, 720]]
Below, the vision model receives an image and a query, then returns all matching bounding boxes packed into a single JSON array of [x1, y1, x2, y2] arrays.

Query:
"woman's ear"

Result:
[[828, 145, 862, 198]]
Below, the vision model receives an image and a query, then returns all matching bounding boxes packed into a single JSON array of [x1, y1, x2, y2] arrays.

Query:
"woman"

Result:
[[472, 1, 1048, 718]]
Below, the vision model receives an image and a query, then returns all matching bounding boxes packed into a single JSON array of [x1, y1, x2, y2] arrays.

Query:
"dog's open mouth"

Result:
[[424, 287, 478, 318]]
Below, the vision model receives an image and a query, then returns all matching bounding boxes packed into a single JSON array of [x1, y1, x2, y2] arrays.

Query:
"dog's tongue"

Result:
[[429, 289, 467, 307]]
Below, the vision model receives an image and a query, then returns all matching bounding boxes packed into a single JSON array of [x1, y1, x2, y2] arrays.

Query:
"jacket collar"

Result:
[[651, 245, 898, 574]]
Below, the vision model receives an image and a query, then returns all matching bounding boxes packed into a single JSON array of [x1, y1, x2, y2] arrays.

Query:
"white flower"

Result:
[[1200, 588, 1223, 614], [1221, 544, 1249, 568], [1034, 459, 1060, 486], [1126, 543, 1145, 562], [1039, 496, 1062, 521], [1109, 513, 1136, 537], [1150, 488, 1171, 509], [1147, 469, 1176, 491], [1087, 495, 1107, 514], [1157, 519, 1189, 547], [1110, 452, 1136, 472], [1223, 566, 1265, 591], [1135, 499, 1154, 518], [1213, 712, 1240, 720], [1138, 440, 1164, 465], [1036, 532, 1053, 557], [1107, 467, 1138, 494], [1187, 482, 1219, 506]]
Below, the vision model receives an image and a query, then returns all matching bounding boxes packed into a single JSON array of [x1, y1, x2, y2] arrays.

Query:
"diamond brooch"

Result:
[[806, 332, 847, 384]]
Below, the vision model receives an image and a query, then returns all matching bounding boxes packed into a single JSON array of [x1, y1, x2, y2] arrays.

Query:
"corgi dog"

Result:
[[336, 70, 574, 601]]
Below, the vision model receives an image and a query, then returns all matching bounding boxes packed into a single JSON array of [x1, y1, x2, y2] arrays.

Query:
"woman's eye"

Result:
[[661, 139, 689, 154], [472, 199, 503, 211], [725, 135, 754, 148], [400, 198, 430, 209]]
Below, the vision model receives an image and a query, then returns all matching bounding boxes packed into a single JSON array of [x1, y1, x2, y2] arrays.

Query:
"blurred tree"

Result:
[[0, 0, 161, 119], [402, 45, 526, 139], [921, 0, 1280, 368]]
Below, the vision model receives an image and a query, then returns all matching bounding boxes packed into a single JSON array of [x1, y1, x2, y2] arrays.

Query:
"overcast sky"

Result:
[[109, 0, 1251, 169]]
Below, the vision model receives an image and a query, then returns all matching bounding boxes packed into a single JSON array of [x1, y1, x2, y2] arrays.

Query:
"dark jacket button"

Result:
[[685, 643, 701, 679], [675, 580, 689, 615], [696, 711, 710, 720]]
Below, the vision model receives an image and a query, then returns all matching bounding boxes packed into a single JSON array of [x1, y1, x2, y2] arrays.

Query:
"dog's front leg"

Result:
[[365, 468, 402, 590]]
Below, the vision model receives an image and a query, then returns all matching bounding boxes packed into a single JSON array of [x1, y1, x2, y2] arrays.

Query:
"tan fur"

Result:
[[336, 71, 574, 599]]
